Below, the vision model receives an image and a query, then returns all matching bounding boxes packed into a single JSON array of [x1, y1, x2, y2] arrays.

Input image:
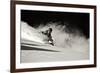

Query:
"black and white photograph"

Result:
[[21, 10, 90, 63], [11, 1, 96, 72]]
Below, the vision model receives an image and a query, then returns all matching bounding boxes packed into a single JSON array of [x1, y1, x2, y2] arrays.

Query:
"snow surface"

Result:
[[20, 21, 89, 63]]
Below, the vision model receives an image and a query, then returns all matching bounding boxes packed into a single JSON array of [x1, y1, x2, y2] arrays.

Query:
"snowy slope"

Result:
[[20, 21, 89, 63]]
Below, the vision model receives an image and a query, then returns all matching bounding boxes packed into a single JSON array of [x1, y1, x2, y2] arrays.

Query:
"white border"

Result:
[[15, 4, 94, 69]]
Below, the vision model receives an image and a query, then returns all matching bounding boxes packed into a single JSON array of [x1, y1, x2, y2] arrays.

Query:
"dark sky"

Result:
[[21, 10, 90, 38]]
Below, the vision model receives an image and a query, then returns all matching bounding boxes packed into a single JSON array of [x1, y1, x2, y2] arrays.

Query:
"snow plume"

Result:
[[21, 21, 89, 53], [21, 21, 49, 44]]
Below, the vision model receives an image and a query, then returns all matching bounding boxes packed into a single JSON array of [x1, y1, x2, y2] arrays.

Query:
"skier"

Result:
[[42, 28, 54, 46]]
